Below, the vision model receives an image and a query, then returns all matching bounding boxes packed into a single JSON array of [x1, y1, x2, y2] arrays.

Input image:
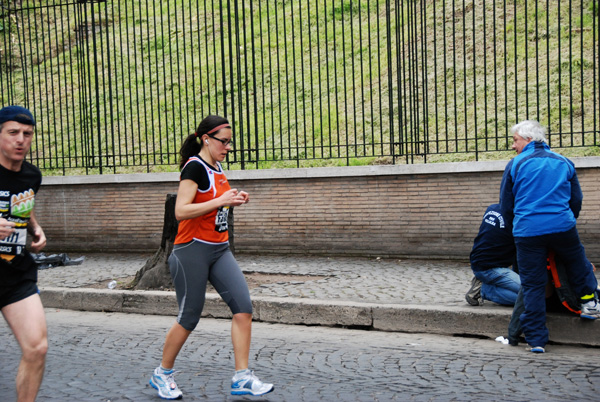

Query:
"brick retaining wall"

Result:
[[35, 158, 600, 261]]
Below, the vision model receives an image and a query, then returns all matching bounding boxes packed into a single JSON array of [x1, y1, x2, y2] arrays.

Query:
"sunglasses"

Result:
[[209, 136, 232, 146]]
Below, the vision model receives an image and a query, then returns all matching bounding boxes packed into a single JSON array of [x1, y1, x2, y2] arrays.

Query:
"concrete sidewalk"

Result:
[[37, 253, 600, 347]]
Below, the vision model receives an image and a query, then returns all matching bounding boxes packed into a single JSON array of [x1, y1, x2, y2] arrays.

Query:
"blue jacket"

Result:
[[470, 204, 516, 271], [499, 141, 582, 237]]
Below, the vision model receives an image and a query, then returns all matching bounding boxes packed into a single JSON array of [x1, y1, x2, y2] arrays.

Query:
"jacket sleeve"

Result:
[[499, 160, 515, 215], [569, 169, 583, 219]]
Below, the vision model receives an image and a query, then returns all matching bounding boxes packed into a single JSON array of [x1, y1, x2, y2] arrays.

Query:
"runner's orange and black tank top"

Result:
[[174, 157, 231, 245]]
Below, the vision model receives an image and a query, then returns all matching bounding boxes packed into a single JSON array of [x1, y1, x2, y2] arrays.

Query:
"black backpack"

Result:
[[546, 251, 581, 315]]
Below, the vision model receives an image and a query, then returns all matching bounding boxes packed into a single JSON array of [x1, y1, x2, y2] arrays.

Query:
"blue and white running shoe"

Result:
[[149, 367, 183, 400], [231, 369, 274, 396], [580, 299, 600, 320]]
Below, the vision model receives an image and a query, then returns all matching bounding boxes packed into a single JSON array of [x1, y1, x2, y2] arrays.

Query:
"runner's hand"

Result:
[[30, 225, 47, 253], [221, 189, 248, 207], [237, 190, 249, 204], [0, 217, 16, 240]]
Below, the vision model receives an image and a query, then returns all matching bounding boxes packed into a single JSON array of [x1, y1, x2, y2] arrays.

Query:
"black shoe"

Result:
[[465, 277, 483, 306]]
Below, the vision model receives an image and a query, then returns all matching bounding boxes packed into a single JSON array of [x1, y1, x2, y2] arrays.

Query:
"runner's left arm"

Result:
[[28, 210, 46, 252]]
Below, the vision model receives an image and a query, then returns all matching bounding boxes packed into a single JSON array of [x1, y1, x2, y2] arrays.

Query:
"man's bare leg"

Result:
[[2, 293, 48, 402]]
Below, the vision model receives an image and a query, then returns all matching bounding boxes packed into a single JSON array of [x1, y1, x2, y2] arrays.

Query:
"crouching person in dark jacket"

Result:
[[466, 203, 520, 307]]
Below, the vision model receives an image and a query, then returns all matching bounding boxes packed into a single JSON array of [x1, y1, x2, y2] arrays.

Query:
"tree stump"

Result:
[[130, 193, 235, 290], [130, 194, 178, 290]]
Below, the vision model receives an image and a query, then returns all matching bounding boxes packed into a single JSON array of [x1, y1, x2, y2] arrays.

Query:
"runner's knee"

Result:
[[22, 336, 48, 363]]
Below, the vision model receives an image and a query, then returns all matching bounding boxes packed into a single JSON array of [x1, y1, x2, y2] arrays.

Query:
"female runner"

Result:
[[149, 115, 274, 399]]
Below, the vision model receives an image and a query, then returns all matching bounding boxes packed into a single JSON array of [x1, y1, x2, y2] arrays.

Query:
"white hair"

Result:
[[510, 120, 547, 143]]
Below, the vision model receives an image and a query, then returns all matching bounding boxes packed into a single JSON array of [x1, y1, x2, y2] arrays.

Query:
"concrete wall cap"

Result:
[[40, 156, 600, 186]]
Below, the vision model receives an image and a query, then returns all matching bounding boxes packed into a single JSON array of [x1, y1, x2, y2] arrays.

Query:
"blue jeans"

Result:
[[515, 227, 599, 348], [473, 268, 521, 306]]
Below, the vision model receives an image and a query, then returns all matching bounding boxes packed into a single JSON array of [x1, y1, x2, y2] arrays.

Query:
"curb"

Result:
[[39, 287, 600, 347]]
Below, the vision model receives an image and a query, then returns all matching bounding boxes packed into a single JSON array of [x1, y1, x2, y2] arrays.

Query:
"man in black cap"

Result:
[[0, 105, 48, 401]]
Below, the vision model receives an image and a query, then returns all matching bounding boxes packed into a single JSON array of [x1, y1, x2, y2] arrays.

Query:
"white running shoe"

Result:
[[149, 367, 183, 400], [231, 369, 274, 396], [529, 346, 545, 353], [580, 299, 600, 320]]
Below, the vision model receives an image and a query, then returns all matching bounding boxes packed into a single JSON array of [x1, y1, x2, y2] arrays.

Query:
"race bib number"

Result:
[[214, 206, 229, 233], [0, 227, 27, 255], [1, 188, 35, 259]]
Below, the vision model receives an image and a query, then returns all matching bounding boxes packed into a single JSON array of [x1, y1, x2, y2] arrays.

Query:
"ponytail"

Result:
[[179, 134, 202, 169]]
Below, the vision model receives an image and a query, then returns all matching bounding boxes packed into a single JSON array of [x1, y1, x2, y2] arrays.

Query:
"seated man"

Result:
[[465, 203, 520, 306]]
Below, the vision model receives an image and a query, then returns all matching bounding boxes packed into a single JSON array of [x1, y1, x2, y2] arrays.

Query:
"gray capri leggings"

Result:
[[168, 241, 252, 331]]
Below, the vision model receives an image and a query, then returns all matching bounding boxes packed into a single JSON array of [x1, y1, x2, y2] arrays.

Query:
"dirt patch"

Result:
[[85, 272, 328, 291]]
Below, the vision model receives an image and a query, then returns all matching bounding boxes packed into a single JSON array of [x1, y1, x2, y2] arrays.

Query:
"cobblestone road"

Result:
[[1, 310, 599, 401]]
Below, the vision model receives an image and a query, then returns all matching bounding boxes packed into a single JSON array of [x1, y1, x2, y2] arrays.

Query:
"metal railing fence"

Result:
[[1, 0, 598, 174]]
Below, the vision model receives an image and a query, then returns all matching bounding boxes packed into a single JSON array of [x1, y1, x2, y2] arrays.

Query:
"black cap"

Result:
[[0, 106, 36, 126]]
